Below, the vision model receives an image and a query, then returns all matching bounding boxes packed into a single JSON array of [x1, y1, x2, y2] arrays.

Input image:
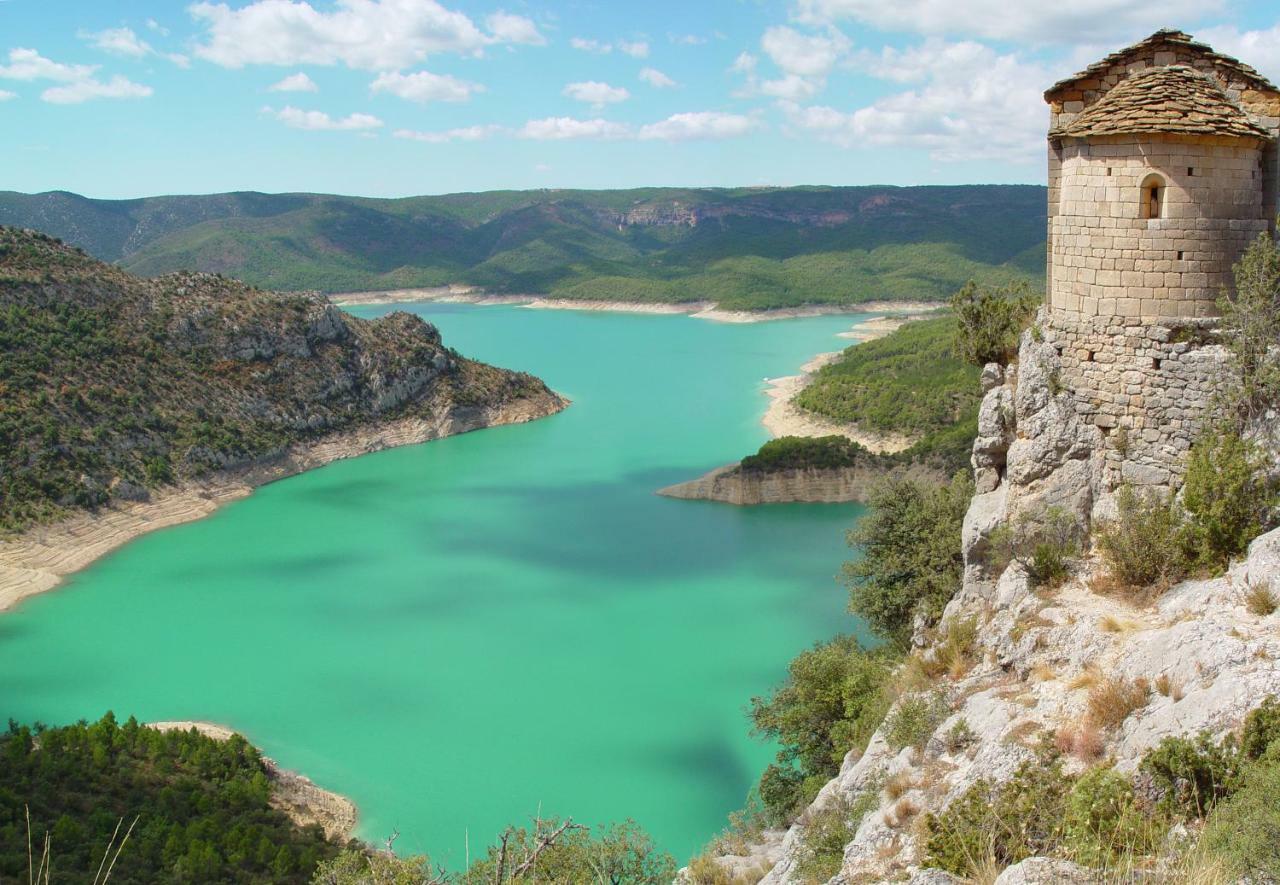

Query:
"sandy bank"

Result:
[[760, 313, 926, 453], [150, 721, 357, 841], [0, 395, 566, 613], [329, 287, 944, 324]]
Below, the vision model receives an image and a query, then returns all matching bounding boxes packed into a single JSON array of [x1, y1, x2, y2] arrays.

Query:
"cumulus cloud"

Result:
[[618, 40, 649, 59], [371, 69, 483, 102], [563, 80, 629, 108], [638, 111, 760, 141], [269, 71, 318, 92], [761, 25, 849, 77], [189, 0, 537, 70], [783, 39, 1047, 163], [485, 11, 546, 45], [791, 0, 1223, 43], [518, 116, 630, 140], [1197, 23, 1280, 83], [273, 105, 384, 130], [639, 67, 676, 88], [0, 48, 153, 103], [570, 37, 612, 54], [81, 27, 152, 58], [394, 123, 503, 142], [0, 89, 14, 101], [42, 75, 153, 104], [729, 51, 758, 74]]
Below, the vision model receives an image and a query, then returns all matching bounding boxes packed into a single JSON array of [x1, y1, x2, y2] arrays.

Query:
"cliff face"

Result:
[[0, 227, 566, 532], [657, 462, 943, 506], [727, 316, 1280, 884]]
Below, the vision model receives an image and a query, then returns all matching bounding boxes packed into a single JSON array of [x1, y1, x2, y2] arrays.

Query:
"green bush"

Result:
[[458, 819, 676, 884], [1181, 427, 1277, 571], [749, 636, 896, 821], [793, 793, 878, 885], [1063, 767, 1163, 867], [1241, 696, 1280, 761], [1094, 485, 1191, 591], [883, 692, 950, 751], [923, 757, 1071, 875], [1199, 759, 1280, 882], [989, 506, 1079, 589], [950, 279, 1039, 366], [844, 472, 973, 643], [1219, 228, 1280, 424], [1139, 732, 1242, 817], [739, 435, 871, 473]]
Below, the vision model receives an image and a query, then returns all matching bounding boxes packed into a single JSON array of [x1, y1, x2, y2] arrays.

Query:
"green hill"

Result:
[[0, 186, 1046, 310]]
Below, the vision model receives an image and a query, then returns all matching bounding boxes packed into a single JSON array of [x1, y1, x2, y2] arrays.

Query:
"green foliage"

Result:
[[1063, 767, 1163, 867], [883, 692, 950, 751], [843, 472, 973, 643], [1139, 732, 1242, 817], [949, 279, 1040, 366], [1181, 427, 1277, 571], [989, 506, 1079, 589], [923, 756, 1072, 875], [1094, 485, 1192, 591], [1241, 696, 1280, 762], [0, 714, 343, 883], [793, 794, 879, 885], [1220, 228, 1280, 425], [749, 636, 896, 821], [1, 186, 1046, 310], [313, 851, 437, 885], [739, 436, 872, 473], [1200, 759, 1280, 882], [458, 819, 676, 884]]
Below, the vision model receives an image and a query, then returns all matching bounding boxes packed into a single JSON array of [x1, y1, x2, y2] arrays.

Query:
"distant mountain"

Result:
[[0, 186, 1047, 310], [0, 226, 563, 531]]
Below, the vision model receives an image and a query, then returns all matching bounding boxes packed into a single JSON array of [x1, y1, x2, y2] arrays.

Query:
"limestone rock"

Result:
[[994, 858, 1098, 884]]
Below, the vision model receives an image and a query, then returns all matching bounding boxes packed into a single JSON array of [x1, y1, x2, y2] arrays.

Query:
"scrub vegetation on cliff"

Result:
[[0, 227, 560, 533], [0, 186, 1045, 310]]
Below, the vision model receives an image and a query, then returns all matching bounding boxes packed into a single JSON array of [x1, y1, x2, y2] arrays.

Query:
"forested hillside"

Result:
[[0, 186, 1046, 309]]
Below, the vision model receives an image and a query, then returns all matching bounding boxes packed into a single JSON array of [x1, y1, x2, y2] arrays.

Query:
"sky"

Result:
[[2, 1, 1280, 199]]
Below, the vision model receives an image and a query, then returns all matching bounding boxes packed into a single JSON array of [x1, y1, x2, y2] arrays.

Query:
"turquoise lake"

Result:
[[0, 303, 874, 866]]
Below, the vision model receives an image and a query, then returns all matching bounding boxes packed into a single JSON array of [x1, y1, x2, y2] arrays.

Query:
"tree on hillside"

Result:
[[1219, 229, 1280, 427], [950, 280, 1039, 366]]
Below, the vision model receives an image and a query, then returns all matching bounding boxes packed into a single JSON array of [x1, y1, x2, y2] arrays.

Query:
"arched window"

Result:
[[1140, 173, 1165, 220]]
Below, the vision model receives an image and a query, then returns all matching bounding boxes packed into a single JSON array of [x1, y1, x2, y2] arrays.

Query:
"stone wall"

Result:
[[1050, 134, 1267, 321]]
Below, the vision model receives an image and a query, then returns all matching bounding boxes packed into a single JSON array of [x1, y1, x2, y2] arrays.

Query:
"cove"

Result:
[[0, 303, 875, 866]]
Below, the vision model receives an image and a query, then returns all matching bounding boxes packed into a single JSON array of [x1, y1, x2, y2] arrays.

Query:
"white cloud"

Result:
[[618, 40, 649, 59], [639, 67, 676, 88], [189, 0, 531, 70], [269, 71, 319, 92], [82, 27, 153, 58], [1197, 23, 1280, 83], [146, 18, 170, 35], [669, 33, 707, 45], [570, 37, 612, 54], [0, 48, 153, 104], [42, 75, 153, 104], [761, 25, 849, 77], [485, 11, 545, 46], [274, 105, 384, 130], [371, 69, 483, 102], [0, 48, 96, 82], [759, 73, 822, 100], [729, 51, 758, 74], [563, 80, 629, 108], [791, 0, 1223, 43], [0, 90, 14, 101], [394, 124, 502, 142], [783, 39, 1047, 163], [638, 111, 759, 141], [519, 116, 630, 140]]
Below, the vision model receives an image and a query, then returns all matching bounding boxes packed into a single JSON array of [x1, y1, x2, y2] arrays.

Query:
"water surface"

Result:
[[0, 304, 873, 865]]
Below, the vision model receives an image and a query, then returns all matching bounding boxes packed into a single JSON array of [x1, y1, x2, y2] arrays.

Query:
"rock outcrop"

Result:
[[657, 462, 943, 505]]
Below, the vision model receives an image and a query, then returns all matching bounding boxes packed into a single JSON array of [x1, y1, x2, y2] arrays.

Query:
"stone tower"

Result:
[[1033, 32, 1280, 488]]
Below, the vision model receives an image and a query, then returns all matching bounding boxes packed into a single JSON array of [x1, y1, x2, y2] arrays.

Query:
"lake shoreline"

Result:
[[329, 287, 945, 323], [0, 395, 566, 614], [149, 720, 358, 842]]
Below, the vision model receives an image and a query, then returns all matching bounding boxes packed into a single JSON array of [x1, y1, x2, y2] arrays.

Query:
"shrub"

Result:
[[1094, 485, 1190, 592], [1139, 732, 1241, 817], [793, 794, 878, 885], [990, 506, 1080, 589], [923, 757, 1071, 875], [844, 472, 973, 643], [942, 718, 977, 754], [950, 279, 1040, 366], [1199, 759, 1280, 882], [1240, 695, 1280, 761], [458, 819, 676, 884], [749, 636, 896, 820], [739, 435, 870, 473], [1086, 677, 1150, 730], [1063, 766, 1164, 867], [1181, 427, 1277, 571], [1219, 228, 1280, 425], [884, 692, 950, 751]]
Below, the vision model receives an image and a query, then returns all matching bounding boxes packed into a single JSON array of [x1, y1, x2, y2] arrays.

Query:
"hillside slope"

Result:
[[0, 186, 1046, 309], [0, 227, 564, 533]]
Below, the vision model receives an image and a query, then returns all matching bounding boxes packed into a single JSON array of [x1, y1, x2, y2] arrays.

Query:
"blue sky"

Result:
[[2, 0, 1280, 199]]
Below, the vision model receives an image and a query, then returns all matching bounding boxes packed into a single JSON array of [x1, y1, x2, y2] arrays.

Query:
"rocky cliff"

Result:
[[695, 314, 1280, 884], [657, 462, 943, 506]]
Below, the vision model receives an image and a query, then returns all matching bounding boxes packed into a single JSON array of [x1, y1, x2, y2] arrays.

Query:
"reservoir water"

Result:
[[0, 303, 874, 865]]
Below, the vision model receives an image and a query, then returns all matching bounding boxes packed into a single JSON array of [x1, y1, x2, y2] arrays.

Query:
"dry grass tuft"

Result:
[[1086, 676, 1150, 730], [883, 771, 915, 802], [883, 797, 920, 829], [1031, 662, 1058, 683], [1099, 614, 1142, 634], [1068, 664, 1102, 691], [1055, 721, 1105, 763], [1153, 673, 1184, 701], [1244, 580, 1279, 616]]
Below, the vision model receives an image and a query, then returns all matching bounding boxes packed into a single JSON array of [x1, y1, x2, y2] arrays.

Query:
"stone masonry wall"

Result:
[[1043, 312, 1229, 489], [1050, 134, 1267, 321]]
